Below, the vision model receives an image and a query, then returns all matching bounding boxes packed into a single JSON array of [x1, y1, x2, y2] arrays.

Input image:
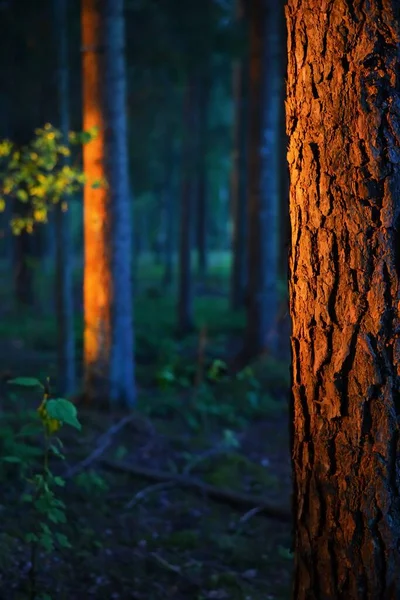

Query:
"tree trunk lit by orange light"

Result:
[[81, 0, 135, 407], [286, 0, 400, 597], [82, 0, 110, 381]]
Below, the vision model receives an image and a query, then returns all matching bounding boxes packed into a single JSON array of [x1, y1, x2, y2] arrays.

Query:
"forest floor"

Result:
[[0, 270, 292, 600]]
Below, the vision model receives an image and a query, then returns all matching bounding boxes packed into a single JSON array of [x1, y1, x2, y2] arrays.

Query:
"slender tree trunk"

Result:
[[13, 217, 34, 308], [12, 131, 35, 309], [153, 186, 164, 266], [244, 0, 282, 356], [1, 199, 13, 271], [162, 141, 175, 289], [81, 0, 135, 407], [53, 0, 76, 396], [0, 97, 13, 272], [178, 82, 196, 334], [230, 0, 248, 309], [163, 188, 174, 288], [196, 74, 209, 282], [286, 1, 400, 597], [43, 212, 56, 275]]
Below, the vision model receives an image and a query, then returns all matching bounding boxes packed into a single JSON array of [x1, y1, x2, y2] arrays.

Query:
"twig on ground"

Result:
[[149, 551, 182, 574], [125, 481, 176, 509], [63, 413, 136, 480], [239, 505, 264, 523]]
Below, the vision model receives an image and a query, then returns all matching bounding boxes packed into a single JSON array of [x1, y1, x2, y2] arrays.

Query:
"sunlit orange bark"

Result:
[[82, 0, 112, 393], [286, 1, 400, 597], [81, 0, 135, 406]]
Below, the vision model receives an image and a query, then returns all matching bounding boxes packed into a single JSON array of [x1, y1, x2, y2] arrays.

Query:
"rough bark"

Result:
[[286, 1, 400, 597], [53, 0, 76, 396], [178, 82, 196, 334], [81, 0, 136, 407], [230, 0, 248, 310], [244, 0, 282, 356]]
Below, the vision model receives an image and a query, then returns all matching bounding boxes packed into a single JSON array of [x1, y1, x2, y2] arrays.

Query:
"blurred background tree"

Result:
[[0, 0, 289, 403]]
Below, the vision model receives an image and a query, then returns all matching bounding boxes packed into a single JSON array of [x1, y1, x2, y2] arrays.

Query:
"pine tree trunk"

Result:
[[12, 132, 35, 310], [230, 6, 248, 310], [13, 216, 33, 308], [245, 0, 282, 356], [53, 0, 76, 396], [286, 1, 400, 597], [0, 98, 14, 274], [231, 59, 248, 310], [162, 139, 176, 289], [196, 75, 209, 282], [81, 0, 135, 407], [178, 82, 196, 334]]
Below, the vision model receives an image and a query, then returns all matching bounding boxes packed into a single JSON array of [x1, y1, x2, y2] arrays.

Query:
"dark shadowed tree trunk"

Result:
[[12, 131, 35, 310], [153, 184, 165, 266], [0, 96, 13, 271], [178, 81, 196, 334], [53, 0, 76, 396], [196, 73, 210, 282], [230, 0, 248, 310], [244, 0, 282, 356], [162, 137, 177, 289], [286, 1, 400, 597], [81, 0, 135, 407], [13, 215, 33, 308]]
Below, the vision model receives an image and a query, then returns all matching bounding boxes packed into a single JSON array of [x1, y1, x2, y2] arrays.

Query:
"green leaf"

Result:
[[7, 377, 44, 389], [47, 508, 66, 524], [49, 443, 65, 459], [16, 189, 29, 202], [46, 399, 81, 430], [1, 456, 22, 463], [39, 531, 54, 553], [278, 545, 293, 560], [52, 476, 65, 487]]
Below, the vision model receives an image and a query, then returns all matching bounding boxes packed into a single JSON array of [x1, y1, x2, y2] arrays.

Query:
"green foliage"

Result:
[[45, 398, 81, 431], [7, 376, 44, 389], [153, 357, 284, 431], [0, 123, 96, 234], [0, 377, 82, 599]]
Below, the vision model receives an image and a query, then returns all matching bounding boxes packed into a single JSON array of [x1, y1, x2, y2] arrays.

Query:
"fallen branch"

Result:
[[125, 481, 176, 509], [63, 413, 136, 479], [100, 458, 291, 522]]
